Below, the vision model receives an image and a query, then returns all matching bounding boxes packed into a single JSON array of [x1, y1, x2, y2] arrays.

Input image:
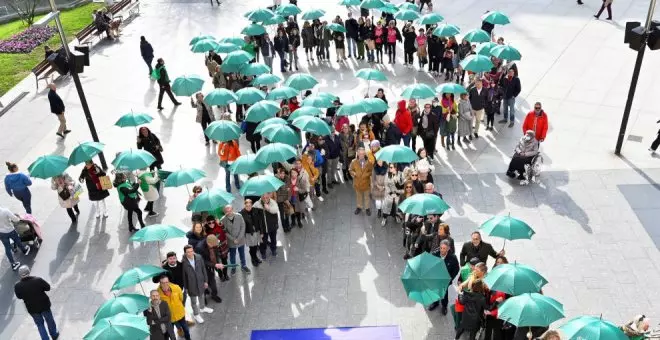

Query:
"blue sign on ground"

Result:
[[250, 326, 402, 340]]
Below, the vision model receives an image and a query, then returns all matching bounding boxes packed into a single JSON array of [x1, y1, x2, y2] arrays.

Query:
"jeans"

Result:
[[0, 230, 27, 265], [229, 245, 247, 268], [143, 56, 153, 74], [173, 317, 191, 340], [31, 310, 58, 340], [502, 97, 516, 122], [277, 51, 287, 71], [13, 188, 32, 214], [402, 134, 411, 147], [264, 56, 274, 72], [260, 230, 277, 255], [347, 37, 357, 56], [366, 48, 374, 62], [224, 168, 240, 193]]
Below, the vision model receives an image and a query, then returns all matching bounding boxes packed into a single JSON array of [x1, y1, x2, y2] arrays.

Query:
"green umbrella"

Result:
[[224, 50, 255, 65], [436, 83, 467, 95], [401, 83, 436, 99], [379, 3, 397, 14], [216, 42, 240, 53], [93, 294, 150, 325], [418, 13, 444, 25], [244, 8, 275, 22], [375, 145, 419, 163], [398, 193, 450, 216], [28, 155, 68, 179], [267, 86, 299, 100], [559, 315, 629, 340], [245, 100, 280, 122], [222, 62, 248, 74], [130, 224, 186, 242], [482, 11, 511, 25], [302, 94, 335, 108], [491, 44, 522, 61], [292, 116, 332, 136], [355, 68, 388, 81], [484, 262, 548, 295], [190, 39, 220, 53], [241, 63, 271, 76], [255, 142, 297, 164], [164, 168, 206, 188], [189, 34, 215, 46], [235, 87, 266, 105], [284, 73, 319, 91], [401, 252, 451, 306], [360, 98, 389, 113], [219, 37, 246, 47], [480, 214, 535, 242], [115, 112, 153, 128], [171, 74, 205, 96], [463, 28, 491, 43], [252, 73, 282, 86], [336, 103, 365, 117], [397, 2, 419, 11], [111, 265, 166, 291], [189, 188, 235, 212], [275, 4, 301, 16], [475, 41, 498, 56], [288, 106, 323, 120], [84, 313, 149, 340], [68, 142, 105, 165], [460, 54, 494, 73], [204, 120, 242, 142], [261, 124, 301, 145], [395, 9, 420, 21], [361, 0, 386, 9], [255, 117, 288, 133], [301, 9, 326, 20], [229, 154, 269, 174], [204, 88, 238, 106], [239, 175, 285, 196], [498, 293, 565, 327], [263, 14, 286, 26], [339, 0, 360, 5], [242, 23, 267, 36], [325, 23, 347, 33], [111, 150, 156, 171], [433, 23, 460, 37]]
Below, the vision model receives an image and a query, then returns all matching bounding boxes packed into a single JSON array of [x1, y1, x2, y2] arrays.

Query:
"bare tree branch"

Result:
[[6, 0, 41, 26]]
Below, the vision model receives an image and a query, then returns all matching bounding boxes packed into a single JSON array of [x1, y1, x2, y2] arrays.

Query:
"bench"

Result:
[[75, 24, 102, 46], [31, 60, 58, 91]]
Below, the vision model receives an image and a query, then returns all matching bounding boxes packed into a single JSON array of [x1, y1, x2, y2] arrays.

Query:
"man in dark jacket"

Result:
[[498, 68, 521, 127], [459, 231, 503, 266], [324, 131, 341, 187], [382, 115, 402, 146], [195, 236, 225, 302], [47, 84, 69, 138], [158, 252, 186, 300], [273, 30, 290, 73], [345, 12, 359, 58], [468, 78, 488, 138], [140, 36, 154, 75], [144, 289, 176, 340], [427, 240, 459, 315], [154, 58, 182, 110], [254, 193, 280, 257], [181, 244, 212, 323], [14, 265, 59, 340]]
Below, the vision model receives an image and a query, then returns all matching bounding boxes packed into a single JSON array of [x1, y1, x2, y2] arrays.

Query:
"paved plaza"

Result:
[[1, 0, 660, 339]]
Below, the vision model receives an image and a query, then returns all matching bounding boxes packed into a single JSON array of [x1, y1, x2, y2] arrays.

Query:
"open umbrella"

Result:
[[401, 84, 436, 99], [216, 42, 240, 53], [28, 155, 68, 179], [111, 150, 156, 171], [222, 62, 248, 74], [255, 117, 288, 133], [189, 34, 215, 46], [219, 37, 246, 47], [379, 2, 397, 14], [255, 142, 297, 164], [395, 9, 420, 21], [325, 23, 347, 33], [301, 9, 326, 20], [239, 175, 285, 196], [480, 214, 535, 249], [242, 23, 267, 36], [111, 265, 166, 291], [284, 73, 318, 91], [267, 86, 299, 100], [263, 14, 286, 26], [288, 106, 324, 120], [164, 168, 206, 188], [361, 0, 386, 9], [261, 124, 300, 145], [93, 294, 150, 325], [460, 54, 494, 73], [401, 252, 451, 306], [483, 262, 548, 295], [498, 293, 565, 327], [436, 83, 467, 95], [397, 2, 419, 11], [204, 88, 238, 106], [235, 87, 266, 105], [130, 223, 186, 247], [463, 28, 491, 43], [482, 11, 511, 25], [115, 112, 153, 128], [251, 73, 282, 86], [339, 0, 360, 5], [229, 154, 269, 174], [418, 13, 444, 25], [475, 41, 498, 56], [398, 193, 450, 216], [224, 50, 254, 65], [68, 142, 105, 165], [433, 23, 460, 37], [275, 4, 301, 16], [355, 68, 387, 81], [188, 188, 235, 212], [302, 94, 335, 108], [491, 44, 522, 61], [559, 315, 629, 340], [190, 39, 220, 53], [171, 74, 205, 96], [245, 100, 280, 122], [360, 98, 389, 112], [204, 120, 242, 142], [241, 63, 271, 76], [84, 313, 149, 340], [336, 103, 364, 117], [244, 8, 275, 22], [375, 145, 419, 163], [292, 116, 332, 135]]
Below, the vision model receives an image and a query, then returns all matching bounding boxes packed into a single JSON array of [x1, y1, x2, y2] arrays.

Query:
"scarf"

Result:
[[88, 166, 101, 190], [421, 112, 429, 129], [374, 162, 387, 176]]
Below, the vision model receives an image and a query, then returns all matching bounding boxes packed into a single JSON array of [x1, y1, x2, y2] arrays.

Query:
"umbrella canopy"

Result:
[[482, 11, 511, 25], [475, 41, 498, 56], [379, 2, 397, 13], [484, 262, 548, 295], [111, 150, 156, 171], [375, 145, 419, 163], [261, 124, 300, 145], [255, 142, 297, 164], [224, 50, 254, 65], [401, 84, 436, 99], [355, 68, 388, 81], [93, 294, 150, 325], [204, 120, 242, 142], [235, 87, 267, 105], [251, 73, 282, 86], [301, 9, 326, 20], [28, 155, 68, 179], [204, 88, 238, 106], [401, 252, 451, 306], [284, 73, 319, 91], [115, 112, 153, 128], [460, 54, 494, 73], [302, 94, 335, 108], [164, 168, 206, 188], [68, 141, 105, 165], [189, 34, 215, 45], [267, 86, 299, 100], [245, 100, 281, 123], [397, 2, 419, 10], [491, 44, 522, 61], [361, 0, 385, 9], [480, 215, 535, 241], [255, 117, 288, 134], [190, 39, 220, 53], [244, 8, 275, 22], [241, 63, 271, 76], [498, 293, 565, 327], [216, 42, 240, 53], [84, 313, 149, 340], [219, 37, 246, 47], [398, 193, 450, 216], [463, 28, 491, 43], [275, 3, 301, 16], [222, 62, 247, 74], [325, 23, 347, 33], [395, 9, 420, 21], [130, 224, 186, 243], [337, 98, 388, 116], [433, 23, 460, 37], [229, 154, 269, 174], [188, 188, 235, 212], [111, 265, 166, 291], [242, 23, 267, 36], [291, 116, 332, 135], [436, 83, 467, 95], [339, 0, 361, 5], [559, 315, 629, 340], [263, 14, 286, 26], [418, 12, 444, 25], [288, 106, 324, 120], [239, 175, 285, 197], [171, 74, 205, 96]]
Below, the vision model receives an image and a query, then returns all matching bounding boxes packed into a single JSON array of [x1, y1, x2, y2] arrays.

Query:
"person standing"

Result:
[[454, 279, 488, 340], [0, 206, 30, 271], [196, 234, 227, 297], [218, 139, 241, 193], [371, 160, 387, 217], [137, 127, 165, 171], [47, 84, 70, 138], [4, 162, 33, 214], [594, 0, 613, 20], [418, 103, 439, 156], [153, 58, 182, 110], [381, 163, 404, 226], [157, 275, 190, 340], [191, 92, 216, 145], [333, 27, 347, 62], [457, 93, 474, 147], [288, 28, 301, 71], [522, 102, 549, 142], [79, 161, 109, 218], [113, 172, 145, 232], [394, 100, 413, 147], [273, 30, 290, 73], [402, 23, 416, 67], [220, 205, 251, 274], [253, 193, 280, 258], [349, 147, 374, 215], [144, 289, 176, 340], [138, 169, 160, 218], [239, 198, 264, 266], [384, 20, 402, 64], [459, 231, 503, 265], [339, 124, 356, 181], [468, 78, 488, 137], [427, 240, 459, 314], [382, 115, 402, 147], [51, 173, 80, 223], [301, 21, 315, 61], [498, 68, 521, 127], [288, 167, 310, 228], [140, 36, 154, 75], [345, 12, 358, 58], [274, 168, 291, 232], [324, 131, 341, 187], [14, 266, 58, 340], [159, 252, 185, 301], [181, 244, 213, 324]]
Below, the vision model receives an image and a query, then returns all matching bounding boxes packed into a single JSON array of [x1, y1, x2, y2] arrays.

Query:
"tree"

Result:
[[6, 0, 41, 27]]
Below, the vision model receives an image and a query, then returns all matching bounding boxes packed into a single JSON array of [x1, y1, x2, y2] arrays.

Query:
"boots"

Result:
[[296, 213, 303, 228], [440, 136, 446, 148]]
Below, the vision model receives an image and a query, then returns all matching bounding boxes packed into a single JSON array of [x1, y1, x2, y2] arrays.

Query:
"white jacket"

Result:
[[139, 171, 160, 202]]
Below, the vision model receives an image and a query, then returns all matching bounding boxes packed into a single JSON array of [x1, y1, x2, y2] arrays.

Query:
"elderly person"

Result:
[[274, 167, 291, 232], [289, 167, 310, 228], [427, 239, 459, 315], [195, 234, 226, 297], [239, 199, 264, 266], [371, 160, 387, 218], [339, 124, 356, 181], [349, 147, 374, 215], [220, 205, 250, 275], [506, 130, 540, 180], [381, 163, 404, 226], [253, 193, 280, 257], [51, 173, 80, 223], [191, 92, 215, 145]]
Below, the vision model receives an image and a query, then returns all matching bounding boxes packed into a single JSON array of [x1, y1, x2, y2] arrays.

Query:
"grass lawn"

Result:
[[0, 2, 103, 96]]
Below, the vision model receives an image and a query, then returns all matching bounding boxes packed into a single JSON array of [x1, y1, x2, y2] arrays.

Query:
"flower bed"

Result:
[[0, 26, 57, 54]]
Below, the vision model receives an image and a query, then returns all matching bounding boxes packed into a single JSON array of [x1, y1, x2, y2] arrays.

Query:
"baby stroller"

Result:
[[11, 214, 43, 251]]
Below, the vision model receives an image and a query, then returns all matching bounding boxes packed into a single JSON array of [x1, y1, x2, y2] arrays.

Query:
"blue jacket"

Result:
[[4, 173, 32, 196], [324, 135, 341, 159], [312, 149, 324, 167]]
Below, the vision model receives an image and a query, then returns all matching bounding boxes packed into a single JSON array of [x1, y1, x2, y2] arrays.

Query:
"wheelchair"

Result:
[[520, 153, 543, 186]]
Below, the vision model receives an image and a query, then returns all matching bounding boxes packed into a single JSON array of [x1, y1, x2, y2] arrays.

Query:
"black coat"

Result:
[[144, 301, 176, 340], [324, 134, 341, 159], [240, 207, 265, 234], [186, 231, 205, 250], [137, 132, 164, 167], [345, 18, 359, 39], [481, 21, 495, 35], [160, 261, 184, 287], [383, 124, 402, 147], [274, 35, 290, 54], [79, 165, 110, 201], [402, 28, 417, 53], [245, 121, 260, 142], [468, 86, 488, 111], [417, 112, 439, 139], [140, 41, 154, 59], [301, 27, 315, 48], [359, 24, 374, 41], [333, 32, 345, 49], [48, 89, 65, 114], [14, 276, 51, 314], [459, 241, 498, 266], [499, 76, 521, 99], [195, 238, 224, 269], [460, 291, 487, 330], [444, 253, 460, 281]]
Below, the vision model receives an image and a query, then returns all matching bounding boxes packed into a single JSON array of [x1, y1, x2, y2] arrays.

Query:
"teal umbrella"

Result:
[[355, 68, 387, 81], [275, 4, 301, 16], [68, 141, 105, 165], [284, 73, 319, 91], [379, 3, 397, 14], [263, 14, 286, 26], [326, 23, 347, 33], [360, 98, 389, 113], [267, 86, 299, 100], [189, 188, 235, 212], [498, 293, 565, 327], [339, 0, 360, 5], [482, 11, 511, 25], [491, 44, 522, 61], [397, 2, 418, 10], [252, 73, 282, 86], [484, 262, 548, 295], [336, 103, 365, 117], [261, 124, 300, 145], [171, 74, 205, 96], [239, 175, 285, 196], [219, 37, 246, 47], [401, 252, 451, 306], [190, 39, 220, 53], [189, 34, 215, 46], [460, 54, 494, 73], [111, 265, 166, 291], [288, 106, 323, 120], [241, 63, 271, 76], [292, 116, 332, 136], [93, 294, 150, 325], [224, 50, 254, 65], [204, 88, 238, 106], [375, 145, 419, 163], [398, 193, 450, 216], [115, 112, 153, 128], [222, 62, 248, 74], [229, 154, 269, 174], [401, 83, 436, 99], [245, 100, 280, 122], [559, 315, 629, 340], [418, 13, 444, 25], [204, 120, 242, 142], [130, 224, 186, 242], [235, 87, 266, 105], [164, 168, 206, 188], [433, 23, 460, 37], [463, 28, 491, 43], [302, 94, 335, 108], [244, 8, 275, 22], [84, 313, 149, 340], [255, 117, 288, 133], [436, 83, 467, 95], [361, 0, 386, 9], [301, 9, 325, 20], [111, 150, 156, 171], [395, 9, 420, 21], [242, 23, 267, 36], [475, 41, 498, 56], [255, 142, 297, 164], [28, 155, 68, 179], [216, 42, 240, 53], [480, 214, 535, 242]]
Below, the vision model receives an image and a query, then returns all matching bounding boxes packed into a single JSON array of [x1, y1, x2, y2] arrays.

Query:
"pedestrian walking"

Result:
[[4, 162, 33, 214], [181, 244, 213, 324], [220, 205, 251, 274], [113, 172, 145, 232], [47, 84, 70, 138], [51, 173, 81, 223], [78, 161, 110, 218], [218, 139, 241, 192], [153, 58, 182, 110], [457, 93, 474, 147], [350, 147, 373, 215], [0, 206, 30, 271], [191, 92, 216, 145], [14, 266, 58, 340], [498, 68, 521, 127], [649, 120, 660, 153], [157, 275, 190, 340], [138, 168, 160, 217], [144, 289, 176, 340], [137, 127, 165, 170], [594, 0, 613, 19], [139, 36, 154, 75], [522, 102, 549, 142]]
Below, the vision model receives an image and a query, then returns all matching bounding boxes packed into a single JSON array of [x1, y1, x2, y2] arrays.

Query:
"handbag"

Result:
[[366, 39, 376, 50], [99, 176, 113, 190], [58, 188, 71, 200], [283, 200, 294, 215]]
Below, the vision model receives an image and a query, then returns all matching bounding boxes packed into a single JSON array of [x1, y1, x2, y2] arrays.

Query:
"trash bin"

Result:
[[74, 45, 90, 66], [70, 50, 85, 74]]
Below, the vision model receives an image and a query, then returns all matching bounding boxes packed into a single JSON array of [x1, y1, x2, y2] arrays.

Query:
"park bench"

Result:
[[31, 59, 58, 91]]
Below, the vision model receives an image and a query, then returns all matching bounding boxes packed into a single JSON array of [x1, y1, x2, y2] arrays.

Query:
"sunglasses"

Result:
[[411, 174, 418, 177], [534, 107, 541, 110], [405, 186, 413, 189]]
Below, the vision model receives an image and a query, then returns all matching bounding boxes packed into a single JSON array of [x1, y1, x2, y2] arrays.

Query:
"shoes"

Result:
[[193, 314, 204, 324], [508, 122, 514, 128], [442, 306, 448, 315], [201, 307, 214, 313], [242, 266, 251, 274], [451, 145, 456, 150], [606, 17, 612, 20], [256, 258, 263, 264], [649, 148, 656, 153], [95, 213, 101, 219], [332, 180, 340, 185], [317, 196, 324, 202], [403, 254, 411, 260], [271, 250, 277, 257], [205, 141, 210, 146], [365, 209, 371, 216], [427, 301, 439, 311], [322, 189, 329, 195], [474, 132, 479, 139], [231, 268, 236, 275], [24, 245, 31, 256], [457, 139, 462, 147], [252, 259, 260, 267], [354, 208, 362, 215], [211, 296, 223, 303], [56, 132, 64, 138], [594, 15, 599, 19], [63, 130, 71, 134], [129, 226, 137, 232], [147, 211, 159, 217], [11, 262, 20, 271], [498, 119, 508, 124], [377, 209, 382, 218], [381, 219, 387, 227], [174, 102, 182, 106], [157, 106, 164, 110]]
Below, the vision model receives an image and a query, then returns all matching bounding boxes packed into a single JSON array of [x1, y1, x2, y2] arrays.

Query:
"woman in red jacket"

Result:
[[394, 100, 413, 147]]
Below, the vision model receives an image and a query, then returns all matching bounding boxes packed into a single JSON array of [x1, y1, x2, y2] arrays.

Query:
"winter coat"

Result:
[[333, 31, 345, 49], [457, 42, 471, 60], [417, 111, 439, 139], [137, 131, 164, 167], [321, 27, 332, 47], [181, 253, 208, 297], [14, 276, 51, 314], [394, 100, 413, 135], [186, 231, 206, 250], [245, 121, 261, 142], [459, 240, 498, 266], [290, 170, 311, 210], [382, 171, 404, 213], [499, 75, 521, 99], [144, 301, 176, 340], [157, 284, 185, 323], [212, 70, 226, 89], [51, 173, 80, 209], [345, 18, 359, 39], [300, 155, 319, 185], [79, 165, 110, 201], [138, 170, 160, 202], [275, 174, 290, 203], [324, 134, 341, 159], [446, 112, 458, 134], [427, 36, 443, 57], [220, 213, 246, 247], [196, 238, 227, 270], [192, 99, 216, 123], [457, 99, 473, 137], [302, 26, 315, 48], [373, 26, 385, 45], [403, 28, 417, 53], [359, 24, 374, 42], [349, 157, 373, 192], [239, 207, 263, 247], [274, 35, 290, 54], [253, 199, 280, 233], [289, 33, 301, 49], [140, 41, 154, 59], [383, 123, 402, 147], [522, 111, 549, 141], [468, 86, 488, 111], [459, 290, 487, 331], [339, 132, 356, 164], [218, 140, 240, 164], [48, 89, 65, 114], [370, 165, 387, 200]]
